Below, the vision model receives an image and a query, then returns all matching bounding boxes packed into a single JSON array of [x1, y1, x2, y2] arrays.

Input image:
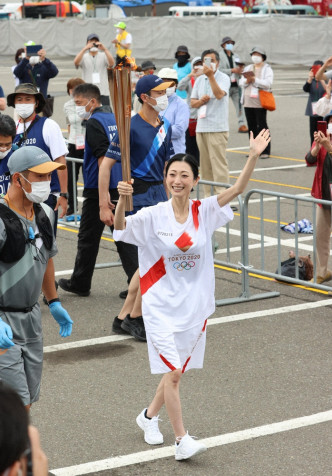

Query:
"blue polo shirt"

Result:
[[106, 113, 173, 182]]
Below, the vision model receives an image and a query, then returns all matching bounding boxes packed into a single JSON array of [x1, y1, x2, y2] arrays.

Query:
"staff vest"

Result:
[[13, 116, 60, 194]]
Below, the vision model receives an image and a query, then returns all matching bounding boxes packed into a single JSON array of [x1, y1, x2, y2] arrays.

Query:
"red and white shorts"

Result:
[[146, 320, 207, 374]]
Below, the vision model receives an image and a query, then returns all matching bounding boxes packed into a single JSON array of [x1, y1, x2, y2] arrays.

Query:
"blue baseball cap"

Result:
[[135, 74, 173, 98]]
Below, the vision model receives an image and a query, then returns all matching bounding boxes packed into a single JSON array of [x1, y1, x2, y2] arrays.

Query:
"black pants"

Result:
[[309, 115, 323, 146], [67, 143, 83, 213], [70, 197, 138, 292], [185, 129, 200, 166], [244, 107, 270, 155]]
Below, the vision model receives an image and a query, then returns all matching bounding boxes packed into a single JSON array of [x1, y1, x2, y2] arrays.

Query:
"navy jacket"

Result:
[[14, 58, 58, 98]]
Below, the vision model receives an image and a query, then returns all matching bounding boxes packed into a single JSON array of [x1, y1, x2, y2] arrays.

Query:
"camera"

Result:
[[93, 42, 99, 47]]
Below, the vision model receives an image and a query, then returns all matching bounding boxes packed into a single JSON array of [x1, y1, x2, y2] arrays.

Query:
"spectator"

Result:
[[112, 22, 133, 63], [157, 68, 190, 155], [239, 46, 273, 159], [303, 60, 326, 145], [0, 86, 5, 111], [140, 60, 156, 76], [177, 56, 204, 165], [219, 36, 248, 133], [305, 112, 332, 284], [191, 49, 230, 196], [0, 115, 17, 196], [0, 147, 73, 408], [13, 44, 58, 100], [132, 61, 156, 115], [173, 45, 192, 100], [7, 83, 69, 233], [58, 84, 137, 297], [0, 383, 48, 476], [74, 33, 115, 106], [63, 77, 85, 217], [12, 48, 25, 87], [99, 74, 174, 340]]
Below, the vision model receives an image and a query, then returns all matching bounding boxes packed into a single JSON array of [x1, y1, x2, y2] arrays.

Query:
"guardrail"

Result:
[[60, 160, 331, 304]]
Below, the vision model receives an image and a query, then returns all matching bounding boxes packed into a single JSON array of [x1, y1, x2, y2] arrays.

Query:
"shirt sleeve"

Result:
[[42, 119, 68, 159], [170, 101, 190, 140], [86, 118, 109, 159], [0, 86, 4, 98], [113, 207, 151, 247], [105, 131, 121, 162], [199, 196, 234, 235], [191, 77, 199, 99]]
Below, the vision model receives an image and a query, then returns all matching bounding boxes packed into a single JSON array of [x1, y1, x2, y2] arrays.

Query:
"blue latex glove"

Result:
[[49, 302, 73, 337], [0, 317, 14, 349]]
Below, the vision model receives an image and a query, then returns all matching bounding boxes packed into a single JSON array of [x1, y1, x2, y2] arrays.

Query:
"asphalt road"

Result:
[[0, 58, 331, 476]]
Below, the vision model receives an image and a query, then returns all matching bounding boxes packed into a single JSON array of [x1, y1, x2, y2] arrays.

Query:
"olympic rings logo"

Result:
[[173, 261, 195, 271]]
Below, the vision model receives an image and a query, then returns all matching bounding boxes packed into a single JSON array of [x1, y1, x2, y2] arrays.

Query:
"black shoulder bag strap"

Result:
[[33, 203, 54, 251], [16, 115, 40, 148]]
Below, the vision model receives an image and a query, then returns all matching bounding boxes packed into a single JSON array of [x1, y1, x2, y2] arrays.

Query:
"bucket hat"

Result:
[[7, 83, 46, 114]]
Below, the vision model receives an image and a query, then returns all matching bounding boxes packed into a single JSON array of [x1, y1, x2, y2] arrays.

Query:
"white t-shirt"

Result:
[[16, 118, 68, 159], [79, 52, 110, 96], [113, 196, 233, 332]]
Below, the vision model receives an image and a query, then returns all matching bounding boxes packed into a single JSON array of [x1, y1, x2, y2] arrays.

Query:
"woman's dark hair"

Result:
[[67, 77, 85, 95], [0, 383, 29, 473], [0, 114, 16, 139], [165, 153, 199, 180], [15, 48, 25, 64]]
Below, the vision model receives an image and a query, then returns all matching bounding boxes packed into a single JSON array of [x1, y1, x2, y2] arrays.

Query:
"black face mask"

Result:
[[176, 53, 189, 67]]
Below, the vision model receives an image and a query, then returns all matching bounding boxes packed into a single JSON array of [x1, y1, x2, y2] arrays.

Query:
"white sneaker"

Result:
[[175, 432, 207, 460], [136, 408, 164, 445]]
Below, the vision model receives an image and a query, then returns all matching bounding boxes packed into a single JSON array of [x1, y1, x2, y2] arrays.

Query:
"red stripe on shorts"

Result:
[[182, 356, 191, 373], [202, 319, 207, 332], [160, 353, 177, 371], [140, 256, 166, 295]]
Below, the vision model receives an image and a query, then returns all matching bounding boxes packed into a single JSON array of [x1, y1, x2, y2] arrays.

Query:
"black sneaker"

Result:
[[112, 316, 130, 335], [58, 278, 90, 297], [121, 315, 146, 342], [119, 290, 128, 299]]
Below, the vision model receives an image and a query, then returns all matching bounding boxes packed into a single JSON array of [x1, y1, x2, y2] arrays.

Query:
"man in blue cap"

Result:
[[0, 146, 73, 409], [98, 74, 174, 341]]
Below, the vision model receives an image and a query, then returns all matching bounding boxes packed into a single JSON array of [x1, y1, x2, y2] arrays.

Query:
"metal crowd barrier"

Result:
[[59, 161, 331, 303]]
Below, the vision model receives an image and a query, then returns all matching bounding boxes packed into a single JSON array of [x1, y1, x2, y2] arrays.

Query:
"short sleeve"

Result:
[[106, 132, 121, 162], [199, 196, 233, 235], [113, 207, 151, 247]]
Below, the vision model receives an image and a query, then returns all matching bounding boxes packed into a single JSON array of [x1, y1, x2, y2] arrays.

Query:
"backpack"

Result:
[[0, 203, 53, 263], [275, 254, 313, 282]]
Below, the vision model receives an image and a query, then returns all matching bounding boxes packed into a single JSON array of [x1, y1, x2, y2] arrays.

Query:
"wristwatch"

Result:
[[59, 192, 69, 199]]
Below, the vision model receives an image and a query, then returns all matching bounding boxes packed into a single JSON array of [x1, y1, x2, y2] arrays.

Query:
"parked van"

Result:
[[169, 5, 244, 16], [250, 4, 317, 15]]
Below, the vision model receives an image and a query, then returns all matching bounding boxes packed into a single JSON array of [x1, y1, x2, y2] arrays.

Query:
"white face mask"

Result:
[[252, 55, 263, 65], [225, 43, 234, 52], [328, 124, 332, 135], [116, 29, 121, 34], [149, 94, 168, 113], [20, 175, 51, 203], [15, 103, 35, 119], [166, 86, 176, 97], [29, 56, 40, 65], [0, 148, 11, 160], [89, 47, 98, 53], [76, 99, 92, 120]]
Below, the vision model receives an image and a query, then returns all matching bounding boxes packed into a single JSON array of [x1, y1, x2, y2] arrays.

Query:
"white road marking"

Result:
[[231, 163, 307, 174], [44, 299, 332, 354], [50, 409, 332, 475]]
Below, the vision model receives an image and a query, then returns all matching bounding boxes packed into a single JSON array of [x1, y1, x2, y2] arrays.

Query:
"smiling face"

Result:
[[166, 161, 198, 198]]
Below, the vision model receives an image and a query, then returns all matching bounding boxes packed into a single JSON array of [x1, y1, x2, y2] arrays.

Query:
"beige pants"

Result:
[[315, 205, 332, 278], [196, 131, 229, 197]]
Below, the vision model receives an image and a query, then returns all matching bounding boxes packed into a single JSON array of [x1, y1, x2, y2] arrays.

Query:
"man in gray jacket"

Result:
[[219, 36, 248, 133]]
